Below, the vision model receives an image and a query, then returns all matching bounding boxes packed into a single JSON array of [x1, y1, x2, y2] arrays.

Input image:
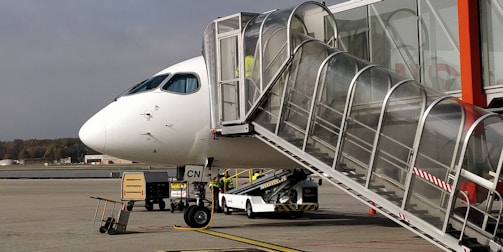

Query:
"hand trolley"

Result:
[[91, 196, 130, 235]]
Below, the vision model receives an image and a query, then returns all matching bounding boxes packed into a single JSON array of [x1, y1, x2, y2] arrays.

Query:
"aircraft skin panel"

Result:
[[80, 56, 297, 168]]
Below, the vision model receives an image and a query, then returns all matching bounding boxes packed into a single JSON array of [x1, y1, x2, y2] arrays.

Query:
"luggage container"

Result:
[[121, 171, 170, 211]]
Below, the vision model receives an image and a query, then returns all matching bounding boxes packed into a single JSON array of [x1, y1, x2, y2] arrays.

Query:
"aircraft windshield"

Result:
[[125, 74, 169, 95], [161, 74, 199, 93]]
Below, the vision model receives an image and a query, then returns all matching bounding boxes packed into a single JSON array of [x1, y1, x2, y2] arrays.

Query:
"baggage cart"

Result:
[[91, 196, 130, 235], [169, 181, 189, 212], [121, 171, 170, 211]]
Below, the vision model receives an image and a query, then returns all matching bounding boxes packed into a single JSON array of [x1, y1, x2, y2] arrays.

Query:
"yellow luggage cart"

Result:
[[91, 196, 130, 235], [169, 181, 189, 212], [121, 171, 170, 211]]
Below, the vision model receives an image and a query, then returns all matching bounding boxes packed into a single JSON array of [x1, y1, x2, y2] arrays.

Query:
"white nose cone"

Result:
[[79, 113, 107, 153]]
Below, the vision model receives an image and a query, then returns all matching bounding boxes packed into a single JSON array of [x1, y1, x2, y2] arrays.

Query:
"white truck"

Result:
[[218, 169, 319, 218]]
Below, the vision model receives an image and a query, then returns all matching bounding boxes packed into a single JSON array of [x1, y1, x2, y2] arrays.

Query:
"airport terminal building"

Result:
[[329, 0, 502, 110]]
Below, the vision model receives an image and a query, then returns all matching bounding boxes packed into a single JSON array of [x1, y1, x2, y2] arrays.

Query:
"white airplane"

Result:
[[79, 56, 297, 169]]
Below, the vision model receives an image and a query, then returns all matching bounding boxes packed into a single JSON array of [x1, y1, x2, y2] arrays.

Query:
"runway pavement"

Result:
[[0, 178, 441, 252]]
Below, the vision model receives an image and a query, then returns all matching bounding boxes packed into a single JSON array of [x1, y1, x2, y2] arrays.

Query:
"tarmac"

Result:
[[0, 178, 442, 252]]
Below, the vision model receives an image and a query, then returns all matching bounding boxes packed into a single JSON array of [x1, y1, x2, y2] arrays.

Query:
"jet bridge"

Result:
[[204, 2, 503, 251]]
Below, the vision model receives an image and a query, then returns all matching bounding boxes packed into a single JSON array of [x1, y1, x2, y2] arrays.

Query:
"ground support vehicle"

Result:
[[121, 171, 170, 211], [91, 196, 130, 235], [219, 169, 319, 218], [169, 181, 195, 212]]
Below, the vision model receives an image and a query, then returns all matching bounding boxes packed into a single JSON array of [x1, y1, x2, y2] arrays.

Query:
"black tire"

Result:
[[170, 203, 175, 213], [222, 197, 231, 215], [145, 201, 154, 211], [288, 211, 304, 219], [184, 205, 197, 227], [158, 200, 166, 211], [107, 228, 116, 235], [127, 201, 134, 211], [99, 227, 107, 233], [188, 206, 211, 228], [178, 202, 184, 211], [246, 200, 255, 219]]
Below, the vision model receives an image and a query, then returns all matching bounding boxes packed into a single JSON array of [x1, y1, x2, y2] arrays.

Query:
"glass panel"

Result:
[[407, 98, 464, 229], [370, 81, 424, 205], [370, 0, 419, 81], [217, 16, 240, 34], [126, 74, 168, 95], [337, 67, 403, 183], [219, 37, 238, 81], [221, 81, 238, 122], [292, 3, 337, 46], [309, 52, 368, 165], [244, 14, 267, 113], [277, 41, 331, 148], [463, 116, 503, 181], [254, 72, 288, 132], [419, 0, 460, 92], [262, 10, 290, 87], [480, 0, 503, 87], [162, 74, 199, 93], [334, 6, 369, 61]]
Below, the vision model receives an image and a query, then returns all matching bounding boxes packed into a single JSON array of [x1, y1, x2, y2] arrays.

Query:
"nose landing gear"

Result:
[[183, 181, 212, 228]]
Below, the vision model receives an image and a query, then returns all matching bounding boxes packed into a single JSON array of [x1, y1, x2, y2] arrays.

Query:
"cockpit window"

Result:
[[126, 74, 169, 95], [162, 74, 199, 93]]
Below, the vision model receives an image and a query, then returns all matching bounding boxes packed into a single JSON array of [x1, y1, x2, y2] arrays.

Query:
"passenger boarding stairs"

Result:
[[203, 2, 503, 251]]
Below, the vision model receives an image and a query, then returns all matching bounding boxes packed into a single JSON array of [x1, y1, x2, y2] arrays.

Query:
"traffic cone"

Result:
[[368, 201, 376, 215]]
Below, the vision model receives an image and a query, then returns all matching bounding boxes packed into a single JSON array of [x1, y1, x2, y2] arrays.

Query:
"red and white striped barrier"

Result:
[[412, 167, 452, 192]]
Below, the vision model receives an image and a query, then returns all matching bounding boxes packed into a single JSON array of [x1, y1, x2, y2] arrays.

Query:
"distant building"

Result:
[[84, 154, 133, 165]]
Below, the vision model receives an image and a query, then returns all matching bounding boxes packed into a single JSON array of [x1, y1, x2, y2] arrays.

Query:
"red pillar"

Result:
[[457, 0, 486, 107]]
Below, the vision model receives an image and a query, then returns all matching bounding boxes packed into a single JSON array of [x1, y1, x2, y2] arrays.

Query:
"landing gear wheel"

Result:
[[222, 197, 231, 215], [158, 200, 166, 211], [184, 205, 197, 226], [246, 200, 255, 219], [187, 206, 211, 228], [127, 201, 134, 211], [145, 201, 154, 211]]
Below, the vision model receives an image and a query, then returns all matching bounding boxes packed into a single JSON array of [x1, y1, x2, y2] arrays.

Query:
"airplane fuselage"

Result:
[[79, 56, 297, 168]]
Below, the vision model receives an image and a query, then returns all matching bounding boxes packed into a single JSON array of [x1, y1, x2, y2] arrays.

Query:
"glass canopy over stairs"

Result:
[[203, 2, 503, 251]]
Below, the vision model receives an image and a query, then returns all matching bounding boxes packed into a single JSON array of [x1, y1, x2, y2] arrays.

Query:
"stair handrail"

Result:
[[456, 189, 471, 243]]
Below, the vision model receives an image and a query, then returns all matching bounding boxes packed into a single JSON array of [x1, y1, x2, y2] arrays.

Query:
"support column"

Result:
[[457, 0, 486, 107]]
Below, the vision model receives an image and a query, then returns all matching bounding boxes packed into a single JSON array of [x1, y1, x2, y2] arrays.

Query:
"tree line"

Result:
[[0, 138, 99, 163]]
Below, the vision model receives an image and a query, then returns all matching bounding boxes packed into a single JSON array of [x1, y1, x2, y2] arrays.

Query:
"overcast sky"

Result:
[[0, 0, 344, 141]]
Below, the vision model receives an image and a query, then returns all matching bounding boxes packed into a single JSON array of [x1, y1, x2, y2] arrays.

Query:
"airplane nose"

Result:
[[79, 115, 106, 153]]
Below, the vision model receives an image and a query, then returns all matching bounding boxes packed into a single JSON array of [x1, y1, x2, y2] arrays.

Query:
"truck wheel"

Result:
[[222, 197, 232, 215], [145, 201, 154, 211], [107, 228, 116, 235], [170, 203, 175, 213], [188, 206, 211, 228], [158, 200, 166, 211], [246, 200, 255, 219], [99, 226, 107, 233], [184, 205, 197, 226]]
